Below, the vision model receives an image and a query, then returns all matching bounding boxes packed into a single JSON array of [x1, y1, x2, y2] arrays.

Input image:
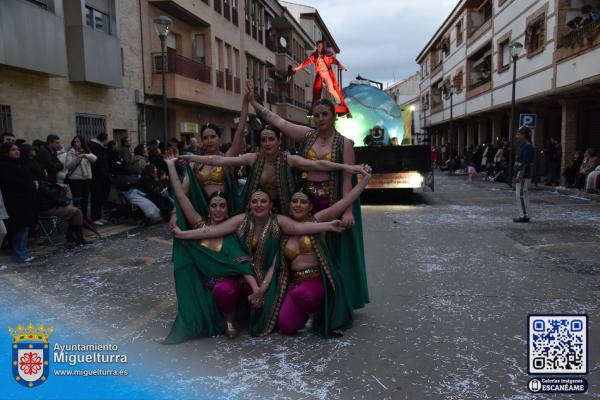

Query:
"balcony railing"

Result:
[[234, 77, 241, 93], [557, 20, 600, 49], [225, 70, 233, 91], [152, 52, 211, 84], [266, 37, 276, 52], [272, 95, 309, 110], [216, 70, 224, 89]]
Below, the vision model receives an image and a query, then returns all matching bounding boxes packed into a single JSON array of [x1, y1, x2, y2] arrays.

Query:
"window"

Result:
[[456, 19, 463, 45], [453, 68, 464, 93], [431, 79, 443, 111], [441, 35, 450, 57], [244, 0, 250, 34], [467, 43, 492, 90], [525, 12, 546, 56], [0, 105, 12, 134], [85, 5, 110, 34], [468, 0, 492, 37], [232, 0, 239, 26], [214, 0, 222, 14], [497, 35, 511, 72], [442, 76, 452, 100], [75, 113, 106, 141], [194, 34, 206, 64]]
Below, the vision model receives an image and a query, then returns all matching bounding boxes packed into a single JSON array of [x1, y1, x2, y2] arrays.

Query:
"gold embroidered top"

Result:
[[306, 147, 332, 161], [199, 239, 223, 253], [196, 166, 225, 186], [284, 235, 313, 261]]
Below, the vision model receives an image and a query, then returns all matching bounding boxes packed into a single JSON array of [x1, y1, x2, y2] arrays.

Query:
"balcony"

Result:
[[0, 0, 68, 76], [216, 69, 224, 88], [152, 52, 211, 84], [467, 0, 492, 46], [276, 50, 295, 74], [556, 20, 600, 62], [272, 96, 310, 124]]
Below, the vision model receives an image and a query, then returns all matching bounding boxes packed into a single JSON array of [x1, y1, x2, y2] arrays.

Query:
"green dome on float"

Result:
[[335, 81, 405, 146]]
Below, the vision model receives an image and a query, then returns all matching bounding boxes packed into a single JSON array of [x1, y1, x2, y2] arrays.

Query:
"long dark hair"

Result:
[[0, 142, 17, 158], [201, 123, 222, 138], [70, 135, 90, 153]]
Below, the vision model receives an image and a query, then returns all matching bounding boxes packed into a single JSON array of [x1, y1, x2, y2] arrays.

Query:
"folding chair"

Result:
[[37, 216, 68, 245]]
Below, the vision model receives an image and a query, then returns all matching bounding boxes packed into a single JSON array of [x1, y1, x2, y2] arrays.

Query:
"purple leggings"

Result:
[[212, 278, 246, 315], [277, 277, 324, 334]]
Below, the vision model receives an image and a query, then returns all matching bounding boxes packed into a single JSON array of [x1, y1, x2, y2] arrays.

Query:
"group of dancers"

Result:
[[162, 81, 369, 342]]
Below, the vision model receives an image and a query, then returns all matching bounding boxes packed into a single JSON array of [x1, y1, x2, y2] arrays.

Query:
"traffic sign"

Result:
[[519, 113, 537, 128]]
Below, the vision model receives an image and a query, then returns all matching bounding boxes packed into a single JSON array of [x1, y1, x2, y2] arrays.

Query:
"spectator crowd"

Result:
[[0, 131, 180, 263]]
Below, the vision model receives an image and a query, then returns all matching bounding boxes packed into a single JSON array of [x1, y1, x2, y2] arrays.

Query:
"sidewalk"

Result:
[[442, 169, 600, 202], [0, 221, 146, 267]]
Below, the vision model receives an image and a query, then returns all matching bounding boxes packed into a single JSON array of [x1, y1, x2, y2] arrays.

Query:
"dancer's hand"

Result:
[[341, 209, 355, 229], [164, 151, 177, 165], [329, 220, 345, 233], [346, 164, 367, 175], [248, 291, 264, 308], [169, 213, 177, 231], [171, 226, 184, 238], [360, 164, 373, 179]]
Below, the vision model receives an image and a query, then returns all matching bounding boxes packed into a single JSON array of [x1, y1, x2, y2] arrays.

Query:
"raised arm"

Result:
[[288, 154, 364, 174], [171, 214, 244, 240], [225, 95, 250, 157], [246, 81, 310, 142], [315, 166, 371, 222], [178, 153, 254, 168], [277, 215, 344, 236], [165, 156, 203, 227]]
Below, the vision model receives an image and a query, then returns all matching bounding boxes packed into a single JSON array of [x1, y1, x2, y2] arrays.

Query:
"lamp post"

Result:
[[154, 16, 172, 142], [507, 41, 523, 186], [448, 84, 456, 149]]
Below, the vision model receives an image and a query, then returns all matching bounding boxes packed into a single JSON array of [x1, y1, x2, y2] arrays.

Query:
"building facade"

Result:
[[385, 72, 423, 145], [0, 0, 144, 145], [416, 0, 600, 170]]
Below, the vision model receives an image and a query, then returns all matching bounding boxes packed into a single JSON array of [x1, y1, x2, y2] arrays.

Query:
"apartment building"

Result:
[[0, 0, 144, 145], [416, 0, 600, 170], [385, 73, 423, 145]]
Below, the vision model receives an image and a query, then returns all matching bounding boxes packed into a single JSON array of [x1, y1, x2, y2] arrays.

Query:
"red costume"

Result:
[[295, 50, 350, 115]]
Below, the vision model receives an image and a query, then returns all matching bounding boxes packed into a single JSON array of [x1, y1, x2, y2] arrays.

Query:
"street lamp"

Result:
[[507, 41, 523, 186], [154, 16, 172, 141], [446, 84, 456, 149]]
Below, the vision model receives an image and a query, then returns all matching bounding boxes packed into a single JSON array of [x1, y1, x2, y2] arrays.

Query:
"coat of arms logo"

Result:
[[8, 323, 53, 388]]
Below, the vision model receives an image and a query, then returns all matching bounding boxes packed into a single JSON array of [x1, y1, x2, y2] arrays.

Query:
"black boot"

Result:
[[66, 225, 76, 243], [74, 225, 92, 245]]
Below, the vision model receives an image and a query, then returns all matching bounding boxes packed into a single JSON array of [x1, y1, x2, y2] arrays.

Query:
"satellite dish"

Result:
[[279, 37, 287, 48]]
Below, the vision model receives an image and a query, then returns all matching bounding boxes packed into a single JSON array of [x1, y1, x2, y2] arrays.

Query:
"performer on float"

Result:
[[291, 40, 349, 115], [247, 83, 369, 310], [162, 155, 259, 343], [178, 125, 365, 215], [172, 188, 345, 336], [278, 165, 372, 337]]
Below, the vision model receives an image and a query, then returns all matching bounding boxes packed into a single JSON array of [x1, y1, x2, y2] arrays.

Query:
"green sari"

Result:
[[238, 151, 295, 214], [164, 173, 253, 344], [237, 213, 288, 336], [187, 162, 241, 218], [300, 130, 369, 310]]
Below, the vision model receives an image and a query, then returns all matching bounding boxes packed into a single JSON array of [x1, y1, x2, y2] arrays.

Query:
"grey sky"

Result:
[[289, 0, 458, 85]]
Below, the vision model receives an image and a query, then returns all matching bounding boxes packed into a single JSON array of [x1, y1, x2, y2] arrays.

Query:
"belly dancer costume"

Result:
[[236, 213, 287, 336], [238, 151, 294, 214], [299, 130, 369, 310], [277, 229, 353, 337], [189, 160, 240, 217]]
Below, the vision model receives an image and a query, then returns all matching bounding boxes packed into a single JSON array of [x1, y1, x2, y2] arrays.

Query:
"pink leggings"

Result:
[[212, 278, 246, 315], [277, 277, 324, 334]]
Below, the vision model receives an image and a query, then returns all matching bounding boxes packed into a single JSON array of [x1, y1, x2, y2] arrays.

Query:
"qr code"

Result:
[[528, 315, 587, 374]]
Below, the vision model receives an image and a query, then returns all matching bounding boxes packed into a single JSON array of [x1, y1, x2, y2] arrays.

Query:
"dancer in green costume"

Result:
[[162, 156, 260, 343], [179, 126, 364, 216], [247, 82, 369, 310], [177, 95, 249, 219], [172, 189, 345, 336], [278, 166, 371, 338]]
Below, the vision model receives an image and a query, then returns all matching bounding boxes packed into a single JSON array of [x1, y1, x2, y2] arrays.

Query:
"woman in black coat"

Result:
[[0, 143, 38, 262]]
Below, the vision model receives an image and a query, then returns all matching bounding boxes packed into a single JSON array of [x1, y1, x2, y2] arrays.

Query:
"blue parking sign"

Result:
[[520, 113, 537, 128]]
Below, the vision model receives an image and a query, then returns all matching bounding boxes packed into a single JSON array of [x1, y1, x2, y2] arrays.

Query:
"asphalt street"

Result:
[[2, 173, 600, 399]]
